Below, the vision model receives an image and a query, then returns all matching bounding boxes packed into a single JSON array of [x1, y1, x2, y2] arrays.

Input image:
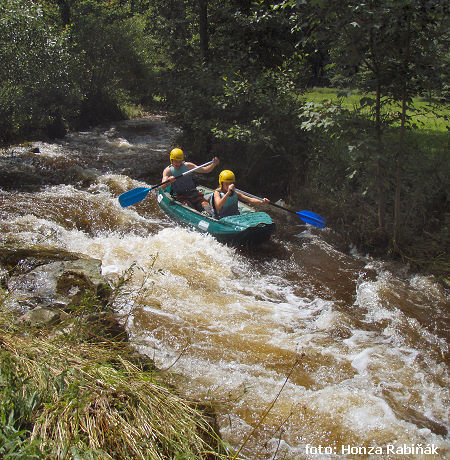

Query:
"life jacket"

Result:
[[169, 163, 196, 195], [212, 190, 239, 219]]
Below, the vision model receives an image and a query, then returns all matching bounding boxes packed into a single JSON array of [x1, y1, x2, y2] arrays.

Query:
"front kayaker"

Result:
[[212, 170, 269, 219], [161, 148, 219, 212]]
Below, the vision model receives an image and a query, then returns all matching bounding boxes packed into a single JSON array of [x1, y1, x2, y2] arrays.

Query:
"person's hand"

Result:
[[262, 197, 270, 203], [228, 183, 235, 194], [212, 157, 220, 166], [167, 176, 176, 183]]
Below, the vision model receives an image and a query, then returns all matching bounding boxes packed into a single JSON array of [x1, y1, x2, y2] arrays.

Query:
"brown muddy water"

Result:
[[1, 115, 448, 459]]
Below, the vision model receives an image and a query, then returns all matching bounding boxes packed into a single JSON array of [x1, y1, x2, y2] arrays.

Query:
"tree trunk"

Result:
[[56, 0, 71, 26], [393, 90, 406, 248], [198, 0, 209, 64], [393, 20, 411, 249], [375, 80, 386, 233]]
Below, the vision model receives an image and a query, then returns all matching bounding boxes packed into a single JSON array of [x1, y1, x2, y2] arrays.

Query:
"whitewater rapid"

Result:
[[1, 116, 448, 458]]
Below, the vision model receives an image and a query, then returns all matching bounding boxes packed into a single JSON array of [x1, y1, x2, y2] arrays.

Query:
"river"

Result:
[[1, 115, 448, 459]]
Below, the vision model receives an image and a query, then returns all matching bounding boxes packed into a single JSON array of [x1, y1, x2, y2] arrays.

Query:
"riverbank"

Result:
[[296, 88, 449, 282], [0, 245, 228, 459], [292, 184, 449, 287]]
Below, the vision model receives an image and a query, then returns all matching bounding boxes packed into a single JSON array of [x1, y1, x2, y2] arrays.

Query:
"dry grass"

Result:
[[0, 297, 231, 459]]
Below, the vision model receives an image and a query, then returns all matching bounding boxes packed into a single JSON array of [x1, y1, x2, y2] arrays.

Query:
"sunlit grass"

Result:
[[303, 87, 449, 132]]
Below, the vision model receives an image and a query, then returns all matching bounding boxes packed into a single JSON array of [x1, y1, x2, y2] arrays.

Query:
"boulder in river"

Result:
[[3, 251, 111, 313]]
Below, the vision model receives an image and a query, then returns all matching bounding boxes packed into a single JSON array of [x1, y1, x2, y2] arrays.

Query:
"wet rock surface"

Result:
[[2, 249, 110, 314]]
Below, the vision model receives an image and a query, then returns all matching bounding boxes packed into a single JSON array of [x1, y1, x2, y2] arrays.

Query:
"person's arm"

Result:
[[186, 157, 219, 173], [160, 166, 175, 189], [236, 191, 270, 204]]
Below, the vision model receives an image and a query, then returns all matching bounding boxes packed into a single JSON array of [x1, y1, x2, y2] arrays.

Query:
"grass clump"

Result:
[[0, 294, 228, 459]]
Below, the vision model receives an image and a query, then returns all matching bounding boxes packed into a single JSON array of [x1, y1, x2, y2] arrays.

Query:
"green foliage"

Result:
[[298, 89, 449, 271], [0, 297, 227, 459], [69, 1, 154, 126], [303, 88, 449, 131], [0, 0, 156, 142], [0, 0, 82, 141], [275, 0, 448, 263], [148, 1, 309, 193], [209, 69, 308, 190]]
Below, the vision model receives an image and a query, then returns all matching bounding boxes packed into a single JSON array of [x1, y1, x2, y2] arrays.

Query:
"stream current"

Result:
[[0, 115, 448, 459]]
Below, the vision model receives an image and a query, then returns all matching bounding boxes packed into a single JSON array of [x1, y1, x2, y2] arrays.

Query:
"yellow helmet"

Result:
[[170, 148, 184, 162], [219, 170, 235, 187]]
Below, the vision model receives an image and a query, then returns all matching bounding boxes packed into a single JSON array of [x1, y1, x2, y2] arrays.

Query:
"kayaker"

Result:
[[212, 170, 270, 219], [161, 148, 219, 212]]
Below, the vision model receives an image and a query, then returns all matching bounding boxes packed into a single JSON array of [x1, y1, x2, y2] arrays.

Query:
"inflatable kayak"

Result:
[[157, 186, 275, 244]]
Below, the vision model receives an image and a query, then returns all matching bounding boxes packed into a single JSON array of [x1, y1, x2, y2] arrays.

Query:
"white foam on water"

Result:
[[32, 141, 68, 159], [409, 274, 445, 299], [2, 202, 449, 458], [314, 306, 345, 330], [356, 278, 400, 322], [110, 229, 448, 457], [107, 137, 133, 148]]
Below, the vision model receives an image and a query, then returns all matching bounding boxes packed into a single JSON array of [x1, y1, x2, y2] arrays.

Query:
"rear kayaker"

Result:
[[157, 186, 275, 244]]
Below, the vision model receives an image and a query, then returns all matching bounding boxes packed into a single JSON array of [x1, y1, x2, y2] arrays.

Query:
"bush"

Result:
[[0, 0, 82, 142], [0, 0, 156, 142]]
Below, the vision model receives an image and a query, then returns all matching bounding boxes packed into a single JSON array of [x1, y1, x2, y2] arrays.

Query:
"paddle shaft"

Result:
[[235, 187, 326, 228], [235, 188, 296, 215], [157, 159, 214, 190], [119, 160, 214, 208]]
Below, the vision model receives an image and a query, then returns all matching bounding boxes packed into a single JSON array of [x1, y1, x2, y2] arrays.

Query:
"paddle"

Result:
[[119, 160, 214, 208], [235, 188, 326, 228]]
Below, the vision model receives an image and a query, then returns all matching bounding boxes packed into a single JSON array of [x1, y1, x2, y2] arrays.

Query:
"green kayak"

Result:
[[157, 186, 275, 244]]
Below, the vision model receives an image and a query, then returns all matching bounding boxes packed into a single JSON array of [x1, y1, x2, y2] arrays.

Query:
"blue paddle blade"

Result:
[[296, 210, 326, 228], [118, 187, 152, 208]]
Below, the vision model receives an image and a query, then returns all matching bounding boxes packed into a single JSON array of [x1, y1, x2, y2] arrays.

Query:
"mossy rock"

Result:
[[0, 244, 84, 272], [4, 257, 111, 312], [17, 306, 64, 328]]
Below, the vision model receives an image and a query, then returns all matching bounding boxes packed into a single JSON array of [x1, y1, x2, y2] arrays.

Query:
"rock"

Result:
[[5, 257, 111, 313], [128, 350, 156, 371], [54, 259, 111, 301], [0, 244, 84, 271], [17, 306, 61, 327], [84, 311, 129, 342]]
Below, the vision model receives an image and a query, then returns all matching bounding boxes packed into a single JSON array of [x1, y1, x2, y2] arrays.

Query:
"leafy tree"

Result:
[[0, 0, 156, 141], [278, 0, 448, 249], [0, 0, 82, 141], [146, 0, 307, 194], [69, 0, 151, 124]]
